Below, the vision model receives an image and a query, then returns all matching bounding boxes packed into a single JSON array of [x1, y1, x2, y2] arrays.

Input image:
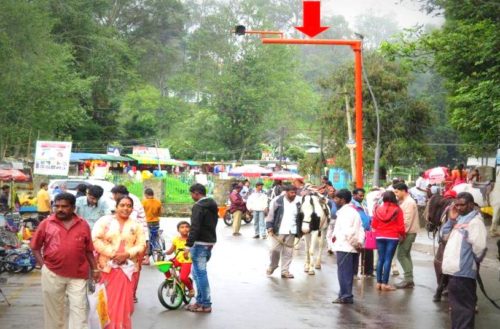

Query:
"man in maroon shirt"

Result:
[[229, 184, 246, 236], [31, 193, 99, 329]]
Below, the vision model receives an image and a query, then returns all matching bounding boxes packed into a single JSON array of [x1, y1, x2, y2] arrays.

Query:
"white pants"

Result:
[[269, 234, 295, 274], [41, 266, 88, 329]]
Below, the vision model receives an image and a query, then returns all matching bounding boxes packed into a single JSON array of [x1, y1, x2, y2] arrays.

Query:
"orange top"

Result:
[[451, 169, 467, 184], [142, 198, 162, 223]]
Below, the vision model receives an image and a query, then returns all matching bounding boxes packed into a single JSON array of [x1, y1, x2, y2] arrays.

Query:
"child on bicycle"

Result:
[[165, 221, 194, 297]]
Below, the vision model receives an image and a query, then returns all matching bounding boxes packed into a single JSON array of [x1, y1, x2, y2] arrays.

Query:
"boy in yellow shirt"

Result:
[[142, 188, 162, 225], [165, 221, 194, 297], [142, 188, 162, 265]]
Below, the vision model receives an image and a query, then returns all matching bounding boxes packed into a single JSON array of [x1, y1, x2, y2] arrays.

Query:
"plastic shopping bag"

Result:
[[88, 283, 110, 329]]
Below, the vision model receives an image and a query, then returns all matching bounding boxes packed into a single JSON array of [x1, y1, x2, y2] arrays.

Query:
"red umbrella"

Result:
[[424, 167, 449, 184], [269, 170, 303, 181], [0, 169, 29, 182], [228, 165, 272, 178]]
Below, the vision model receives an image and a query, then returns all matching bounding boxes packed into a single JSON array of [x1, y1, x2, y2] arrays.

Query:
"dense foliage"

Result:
[[388, 0, 500, 155], [1, 0, 495, 172]]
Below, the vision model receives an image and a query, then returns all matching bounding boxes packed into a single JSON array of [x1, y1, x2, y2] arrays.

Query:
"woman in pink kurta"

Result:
[[92, 196, 146, 329]]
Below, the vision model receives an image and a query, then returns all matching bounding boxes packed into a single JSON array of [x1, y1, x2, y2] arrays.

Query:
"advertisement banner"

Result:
[[132, 146, 171, 160], [107, 146, 121, 156], [34, 141, 72, 176]]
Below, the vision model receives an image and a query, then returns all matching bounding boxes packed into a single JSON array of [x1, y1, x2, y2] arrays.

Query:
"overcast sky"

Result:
[[323, 0, 443, 28]]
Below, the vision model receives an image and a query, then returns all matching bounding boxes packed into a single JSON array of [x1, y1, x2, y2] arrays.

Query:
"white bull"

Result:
[[299, 193, 330, 275]]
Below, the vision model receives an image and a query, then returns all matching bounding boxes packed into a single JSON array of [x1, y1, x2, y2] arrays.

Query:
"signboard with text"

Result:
[[34, 141, 72, 176], [132, 146, 171, 160]]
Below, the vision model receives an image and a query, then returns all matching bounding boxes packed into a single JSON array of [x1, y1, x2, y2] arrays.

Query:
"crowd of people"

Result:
[[25, 169, 493, 329], [29, 181, 218, 327], [227, 175, 490, 328]]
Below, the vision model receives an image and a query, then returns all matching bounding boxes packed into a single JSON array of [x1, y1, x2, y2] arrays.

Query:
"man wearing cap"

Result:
[[246, 182, 268, 239], [441, 192, 487, 328]]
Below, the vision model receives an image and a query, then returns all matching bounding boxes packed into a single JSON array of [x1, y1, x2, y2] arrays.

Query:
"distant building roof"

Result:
[[466, 157, 496, 167]]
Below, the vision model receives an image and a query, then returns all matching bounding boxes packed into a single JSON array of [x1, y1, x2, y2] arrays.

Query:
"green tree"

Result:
[[319, 52, 434, 171], [387, 1, 499, 154], [0, 0, 91, 159], [40, 0, 139, 144]]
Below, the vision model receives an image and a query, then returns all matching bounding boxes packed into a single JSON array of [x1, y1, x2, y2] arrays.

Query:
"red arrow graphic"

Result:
[[295, 1, 329, 38]]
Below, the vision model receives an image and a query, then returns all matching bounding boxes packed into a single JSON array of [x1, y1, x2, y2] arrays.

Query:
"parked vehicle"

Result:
[[48, 178, 115, 208]]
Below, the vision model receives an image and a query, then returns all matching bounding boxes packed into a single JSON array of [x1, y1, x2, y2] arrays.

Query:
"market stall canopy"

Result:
[[183, 160, 200, 166], [269, 170, 303, 181], [0, 169, 30, 182], [229, 164, 272, 177], [70, 153, 131, 162], [126, 154, 184, 166]]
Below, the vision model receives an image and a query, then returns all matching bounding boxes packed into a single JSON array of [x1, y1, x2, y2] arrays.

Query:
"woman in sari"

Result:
[[92, 196, 146, 329]]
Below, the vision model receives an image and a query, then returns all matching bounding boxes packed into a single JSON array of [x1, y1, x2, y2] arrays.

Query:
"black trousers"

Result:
[[359, 249, 374, 275], [448, 276, 476, 329]]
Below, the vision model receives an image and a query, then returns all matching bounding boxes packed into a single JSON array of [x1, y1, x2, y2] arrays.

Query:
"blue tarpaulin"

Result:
[[70, 153, 132, 162]]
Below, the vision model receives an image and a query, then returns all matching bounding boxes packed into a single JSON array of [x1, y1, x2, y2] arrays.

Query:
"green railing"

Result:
[[112, 174, 216, 205]]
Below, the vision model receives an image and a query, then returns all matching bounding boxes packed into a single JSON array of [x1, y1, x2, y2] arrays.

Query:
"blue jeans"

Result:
[[190, 244, 213, 307], [376, 239, 399, 284], [253, 211, 266, 237], [336, 251, 359, 302]]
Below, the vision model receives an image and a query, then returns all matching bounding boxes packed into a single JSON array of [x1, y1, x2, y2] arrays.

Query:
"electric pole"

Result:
[[344, 89, 357, 183], [278, 126, 285, 166]]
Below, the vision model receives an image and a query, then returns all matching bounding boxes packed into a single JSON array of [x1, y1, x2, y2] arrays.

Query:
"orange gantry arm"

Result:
[[243, 30, 284, 39], [262, 38, 364, 188]]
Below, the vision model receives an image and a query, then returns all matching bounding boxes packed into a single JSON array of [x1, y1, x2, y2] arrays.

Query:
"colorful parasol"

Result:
[[424, 166, 449, 184], [0, 169, 29, 182], [228, 165, 272, 178], [269, 170, 303, 181]]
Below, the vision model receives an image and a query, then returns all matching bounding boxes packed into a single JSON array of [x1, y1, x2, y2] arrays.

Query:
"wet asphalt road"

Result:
[[1, 217, 499, 329], [131, 218, 500, 329]]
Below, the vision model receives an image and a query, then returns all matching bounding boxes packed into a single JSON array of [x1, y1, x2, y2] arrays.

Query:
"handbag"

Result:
[[88, 283, 110, 329], [364, 231, 377, 250]]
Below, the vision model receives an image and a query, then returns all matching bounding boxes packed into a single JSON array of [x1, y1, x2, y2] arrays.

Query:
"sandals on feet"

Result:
[[381, 284, 396, 291], [281, 272, 294, 279], [186, 303, 212, 313]]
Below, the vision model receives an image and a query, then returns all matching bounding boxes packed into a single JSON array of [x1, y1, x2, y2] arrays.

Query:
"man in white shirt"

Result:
[[265, 185, 301, 279], [246, 182, 269, 239], [411, 171, 429, 206], [331, 189, 365, 304]]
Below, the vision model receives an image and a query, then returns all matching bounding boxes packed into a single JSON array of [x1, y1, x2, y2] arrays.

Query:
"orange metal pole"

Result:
[[353, 48, 363, 188], [240, 31, 284, 38], [262, 38, 364, 188], [262, 38, 358, 47]]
